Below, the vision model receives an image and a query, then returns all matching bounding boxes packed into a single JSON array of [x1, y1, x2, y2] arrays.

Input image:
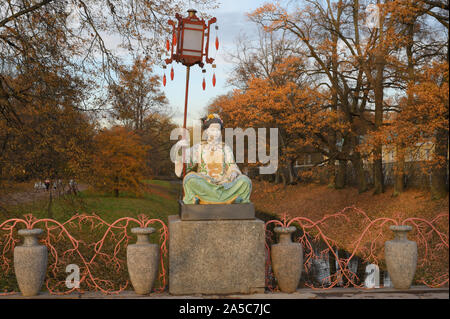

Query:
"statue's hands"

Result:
[[230, 171, 240, 181], [174, 139, 190, 178], [176, 139, 190, 148], [174, 139, 190, 162]]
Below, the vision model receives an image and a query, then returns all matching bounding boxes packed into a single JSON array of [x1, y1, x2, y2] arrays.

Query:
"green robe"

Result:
[[181, 142, 252, 204]]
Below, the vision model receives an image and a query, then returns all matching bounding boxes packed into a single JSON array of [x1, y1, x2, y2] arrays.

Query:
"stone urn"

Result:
[[14, 228, 48, 297], [271, 226, 303, 293], [384, 225, 417, 289], [127, 227, 159, 294]]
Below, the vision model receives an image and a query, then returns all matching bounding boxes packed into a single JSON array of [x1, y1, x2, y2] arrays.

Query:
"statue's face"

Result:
[[206, 123, 221, 143]]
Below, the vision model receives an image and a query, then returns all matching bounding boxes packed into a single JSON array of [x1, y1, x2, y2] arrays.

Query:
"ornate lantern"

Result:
[[163, 9, 218, 180], [165, 9, 216, 68]]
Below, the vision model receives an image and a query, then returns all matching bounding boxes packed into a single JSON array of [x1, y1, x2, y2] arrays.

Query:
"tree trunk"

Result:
[[395, 22, 415, 196], [373, 51, 385, 195], [327, 160, 336, 188], [335, 160, 347, 189], [329, 17, 339, 189], [393, 145, 405, 196], [274, 167, 281, 184], [373, 154, 384, 194], [371, 2, 386, 195], [281, 165, 287, 186], [351, 153, 368, 193], [287, 160, 296, 184], [431, 127, 448, 199], [335, 133, 351, 189]]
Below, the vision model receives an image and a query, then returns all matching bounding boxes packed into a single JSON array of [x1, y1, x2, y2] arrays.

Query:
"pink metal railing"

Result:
[[0, 214, 168, 296], [264, 206, 448, 290], [0, 207, 448, 296]]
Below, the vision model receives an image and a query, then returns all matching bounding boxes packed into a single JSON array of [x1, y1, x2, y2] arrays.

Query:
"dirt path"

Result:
[[0, 184, 89, 207], [143, 180, 181, 201], [0, 180, 181, 208]]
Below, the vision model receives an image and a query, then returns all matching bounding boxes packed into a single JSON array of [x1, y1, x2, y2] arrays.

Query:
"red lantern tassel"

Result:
[[166, 39, 170, 52], [170, 67, 174, 81], [202, 78, 206, 90], [215, 36, 219, 50], [212, 73, 216, 87], [163, 74, 166, 87]]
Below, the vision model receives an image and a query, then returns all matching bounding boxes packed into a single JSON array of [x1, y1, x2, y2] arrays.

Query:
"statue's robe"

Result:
[[182, 141, 252, 204]]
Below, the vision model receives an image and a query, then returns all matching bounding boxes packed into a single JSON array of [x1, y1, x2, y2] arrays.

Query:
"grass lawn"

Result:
[[141, 179, 172, 188], [4, 182, 179, 222]]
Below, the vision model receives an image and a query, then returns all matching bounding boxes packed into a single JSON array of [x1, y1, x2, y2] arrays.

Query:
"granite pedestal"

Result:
[[168, 214, 265, 295], [179, 200, 255, 220]]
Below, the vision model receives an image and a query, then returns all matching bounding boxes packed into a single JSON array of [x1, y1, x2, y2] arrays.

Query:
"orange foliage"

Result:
[[90, 126, 149, 197], [210, 60, 346, 171], [218, 0, 448, 195]]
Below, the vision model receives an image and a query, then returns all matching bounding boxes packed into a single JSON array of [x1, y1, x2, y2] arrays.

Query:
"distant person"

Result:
[[44, 179, 50, 191], [54, 179, 62, 190], [69, 179, 78, 195]]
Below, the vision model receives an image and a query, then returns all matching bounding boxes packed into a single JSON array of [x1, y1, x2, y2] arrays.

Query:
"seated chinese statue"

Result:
[[174, 114, 252, 204]]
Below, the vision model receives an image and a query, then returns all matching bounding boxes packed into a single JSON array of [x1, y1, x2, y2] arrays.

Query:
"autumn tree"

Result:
[[0, 0, 219, 109], [214, 0, 448, 196], [247, 0, 448, 195], [385, 61, 448, 199], [0, 44, 95, 183], [90, 126, 148, 197], [0, 0, 216, 188], [227, 28, 304, 90], [210, 70, 338, 186], [366, 0, 448, 197], [249, 1, 383, 192], [140, 113, 178, 177], [0, 104, 95, 182], [223, 26, 312, 185], [421, 62, 449, 199], [107, 56, 174, 178], [1, 0, 220, 199], [108, 57, 168, 132], [0, 66, 96, 216]]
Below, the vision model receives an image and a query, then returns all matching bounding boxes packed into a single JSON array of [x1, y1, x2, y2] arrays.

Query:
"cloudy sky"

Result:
[[155, 0, 267, 127]]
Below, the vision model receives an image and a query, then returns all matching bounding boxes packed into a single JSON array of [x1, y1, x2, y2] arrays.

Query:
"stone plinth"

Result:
[[168, 215, 265, 295], [179, 201, 255, 220]]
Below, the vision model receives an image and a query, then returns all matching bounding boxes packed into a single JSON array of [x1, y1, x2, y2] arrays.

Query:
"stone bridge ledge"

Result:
[[0, 286, 448, 299]]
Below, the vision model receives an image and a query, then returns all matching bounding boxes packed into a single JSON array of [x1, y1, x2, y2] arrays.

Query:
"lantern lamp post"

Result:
[[163, 9, 218, 178]]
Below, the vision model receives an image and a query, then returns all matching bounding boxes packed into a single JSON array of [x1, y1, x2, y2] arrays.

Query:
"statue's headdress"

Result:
[[201, 113, 223, 130]]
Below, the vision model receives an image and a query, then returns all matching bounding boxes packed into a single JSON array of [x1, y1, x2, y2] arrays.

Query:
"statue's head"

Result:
[[202, 113, 223, 144], [201, 113, 223, 130]]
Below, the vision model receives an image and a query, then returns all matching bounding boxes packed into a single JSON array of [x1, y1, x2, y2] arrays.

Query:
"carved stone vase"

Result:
[[384, 225, 417, 289], [14, 228, 48, 297], [127, 227, 159, 294], [271, 226, 303, 293]]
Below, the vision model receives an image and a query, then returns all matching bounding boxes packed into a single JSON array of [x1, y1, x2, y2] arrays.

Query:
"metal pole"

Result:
[[182, 65, 190, 179]]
